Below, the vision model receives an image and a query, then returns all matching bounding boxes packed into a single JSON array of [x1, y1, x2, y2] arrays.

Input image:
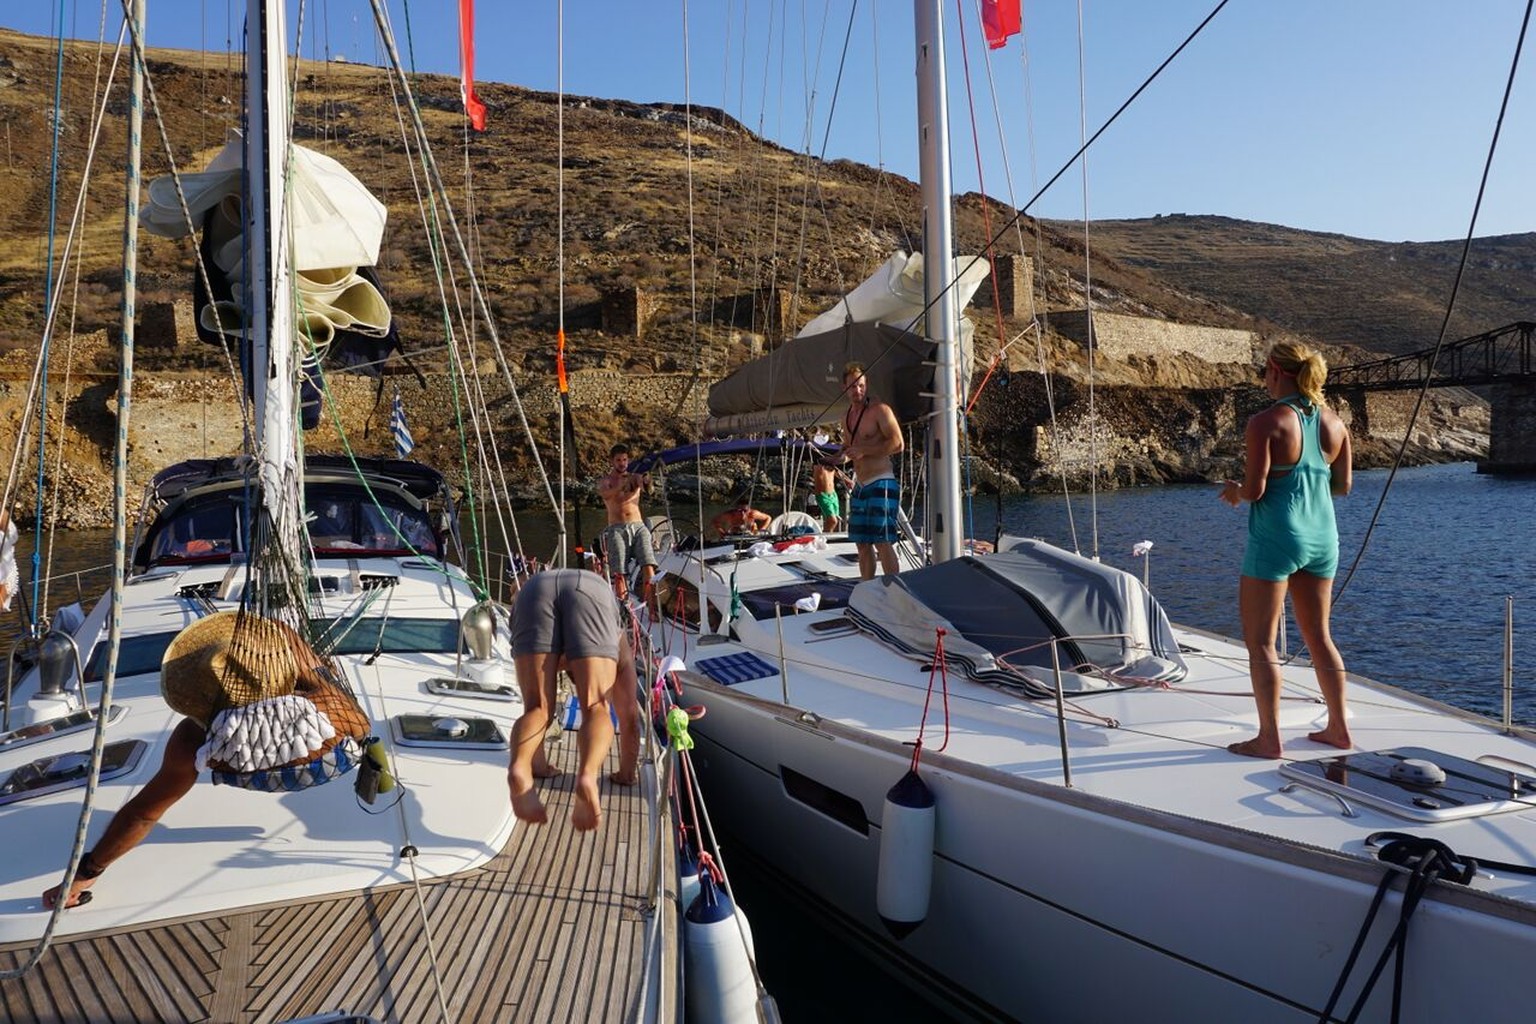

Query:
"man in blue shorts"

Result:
[[840, 362, 905, 579]]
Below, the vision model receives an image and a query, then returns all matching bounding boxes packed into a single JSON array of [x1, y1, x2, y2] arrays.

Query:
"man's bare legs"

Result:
[[565, 655, 618, 830], [1229, 575, 1288, 759], [1289, 572, 1352, 750], [607, 636, 643, 785], [855, 541, 900, 580], [508, 652, 557, 824]]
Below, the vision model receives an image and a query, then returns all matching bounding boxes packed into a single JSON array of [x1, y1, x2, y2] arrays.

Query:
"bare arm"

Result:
[[43, 718, 203, 908], [1220, 413, 1277, 507], [1330, 424, 1353, 496]]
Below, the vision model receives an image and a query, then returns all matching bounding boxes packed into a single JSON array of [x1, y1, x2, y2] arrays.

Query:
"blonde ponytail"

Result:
[[1268, 340, 1328, 407]]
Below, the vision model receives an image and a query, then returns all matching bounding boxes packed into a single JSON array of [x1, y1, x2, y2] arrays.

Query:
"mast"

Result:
[[915, 0, 964, 564], [246, 0, 305, 613]]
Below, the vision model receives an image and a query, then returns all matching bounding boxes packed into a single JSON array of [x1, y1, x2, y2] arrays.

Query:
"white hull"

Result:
[[648, 534, 1536, 1023]]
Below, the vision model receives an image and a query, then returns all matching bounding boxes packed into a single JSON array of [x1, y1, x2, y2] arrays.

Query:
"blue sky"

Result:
[[8, 1, 1533, 242]]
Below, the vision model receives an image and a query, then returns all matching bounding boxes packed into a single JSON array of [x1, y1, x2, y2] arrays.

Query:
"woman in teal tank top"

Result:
[[1218, 341, 1354, 759]]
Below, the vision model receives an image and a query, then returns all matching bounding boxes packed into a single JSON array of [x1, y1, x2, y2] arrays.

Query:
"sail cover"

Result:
[[846, 543, 1187, 696], [706, 322, 935, 435], [704, 251, 989, 437]]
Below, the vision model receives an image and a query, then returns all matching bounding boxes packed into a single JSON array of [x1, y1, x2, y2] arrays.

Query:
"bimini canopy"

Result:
[[846, 542, 1187, 697], [628, 437, 836, 475]]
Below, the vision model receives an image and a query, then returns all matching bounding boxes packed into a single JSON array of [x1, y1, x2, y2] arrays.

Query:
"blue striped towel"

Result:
[[694, 652, 779, 686]]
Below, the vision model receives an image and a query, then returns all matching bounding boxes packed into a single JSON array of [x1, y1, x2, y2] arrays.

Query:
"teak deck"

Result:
[[0, 735, 680, 1024]]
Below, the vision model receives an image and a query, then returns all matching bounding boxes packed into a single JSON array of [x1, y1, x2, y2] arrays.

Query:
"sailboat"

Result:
[[639, 4, 1536, 1022], [0, 4, 690, 1021]]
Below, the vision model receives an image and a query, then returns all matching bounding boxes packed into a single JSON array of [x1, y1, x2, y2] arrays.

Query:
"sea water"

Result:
[[966, 461, 1536, 726]]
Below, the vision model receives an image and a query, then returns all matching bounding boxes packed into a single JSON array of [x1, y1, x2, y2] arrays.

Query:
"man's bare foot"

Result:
[[608, 770, 637, 786], [571, 777, 603, 831], [532, 751, 563, 779], [1306, 725, 1353, 750], [510, 788, 549, 824], [1227, 737, 1282, 759]]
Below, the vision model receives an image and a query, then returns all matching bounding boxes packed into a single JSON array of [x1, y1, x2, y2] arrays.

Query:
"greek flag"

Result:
[[390, 390, 415, 458]]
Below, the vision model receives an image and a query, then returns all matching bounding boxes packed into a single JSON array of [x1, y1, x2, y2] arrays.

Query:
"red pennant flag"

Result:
[[458, 0, 488, 131], [982, 0, 1022, 50]]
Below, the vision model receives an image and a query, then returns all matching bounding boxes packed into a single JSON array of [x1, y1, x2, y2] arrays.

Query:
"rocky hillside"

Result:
[[1076, 215, 1535, 355], [0, 28, 1512, 525]]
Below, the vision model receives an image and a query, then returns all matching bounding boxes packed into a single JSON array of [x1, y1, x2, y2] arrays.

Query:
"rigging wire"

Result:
[[792, 0, 1236, 533], [366, 0, 569, 552], [557, 0, 570, 567], [1331, 0, 1533, 609], [994, 0, 1081, 551], [949, 0, 1008, 551], [1073, 0, 1100, 561], [28, 2, 74, 632], [878, 0, 1234, 374]]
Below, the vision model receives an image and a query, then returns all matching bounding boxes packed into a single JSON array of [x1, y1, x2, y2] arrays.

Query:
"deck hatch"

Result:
[[391, 714, 508, 750], [0, 705, 127, 752], [424, 676, 517, 702], [0, 739, 148, 805], [1279, 746, 1536, 822]]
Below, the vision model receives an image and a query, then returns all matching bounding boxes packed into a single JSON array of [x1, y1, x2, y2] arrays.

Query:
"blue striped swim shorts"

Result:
[[848, 477, 900, 545]]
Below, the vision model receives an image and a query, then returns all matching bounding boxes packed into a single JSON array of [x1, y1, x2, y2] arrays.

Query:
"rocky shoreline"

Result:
[[0, 359, 1489, 532]]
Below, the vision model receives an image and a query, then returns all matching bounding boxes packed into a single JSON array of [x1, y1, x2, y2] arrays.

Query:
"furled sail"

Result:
[[140, 133, 400, 428]]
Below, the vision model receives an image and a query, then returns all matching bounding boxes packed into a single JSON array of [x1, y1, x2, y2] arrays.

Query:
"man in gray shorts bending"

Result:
[[507, 568, 622, 831]]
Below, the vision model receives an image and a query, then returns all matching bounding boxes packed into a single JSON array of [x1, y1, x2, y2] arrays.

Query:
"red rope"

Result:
[[910, 627, 953, 772], [696, 850, 724, 884]]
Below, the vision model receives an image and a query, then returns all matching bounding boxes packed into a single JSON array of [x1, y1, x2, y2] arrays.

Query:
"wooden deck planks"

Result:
[[0, 731, 677, 1024]]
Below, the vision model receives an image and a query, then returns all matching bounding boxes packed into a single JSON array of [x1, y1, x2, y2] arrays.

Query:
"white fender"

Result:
[[876, 768, 936, 938], [678, 844, 702, 912], [684, 871, 758, 1023]]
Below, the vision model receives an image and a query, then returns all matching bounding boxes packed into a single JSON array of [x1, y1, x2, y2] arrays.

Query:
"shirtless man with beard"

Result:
[[595, 443, 655, 603], [840, 362, 904, 579]]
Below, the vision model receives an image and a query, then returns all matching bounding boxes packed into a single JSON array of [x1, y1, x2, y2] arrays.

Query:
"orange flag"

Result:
[[556, 328, 569, 393], [458, 0, 488, 131], [982, 0, 1022, 50]]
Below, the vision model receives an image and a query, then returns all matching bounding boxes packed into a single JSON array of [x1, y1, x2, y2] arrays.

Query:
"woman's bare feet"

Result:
[[1227, 737, 1282, 759], [571, 777, 603, 831], [1307, 724, 1353, 750]]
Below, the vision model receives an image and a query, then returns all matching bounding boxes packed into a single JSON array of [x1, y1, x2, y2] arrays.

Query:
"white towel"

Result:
[[197, 694, 338, 773], [0, 518, 17, 612]]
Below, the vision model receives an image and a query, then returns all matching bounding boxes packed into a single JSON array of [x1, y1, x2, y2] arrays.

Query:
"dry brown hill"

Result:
[[0, 27, 1257, 378], [1074, 214, 1535, 355], [0, 28, 1506, 511]]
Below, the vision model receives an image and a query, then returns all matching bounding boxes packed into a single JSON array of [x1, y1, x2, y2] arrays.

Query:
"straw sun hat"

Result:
[[161, 611, 303, 727]]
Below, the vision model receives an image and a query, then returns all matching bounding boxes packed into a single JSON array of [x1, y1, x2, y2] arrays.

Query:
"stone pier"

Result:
[[1479, 378, 1536, 474]]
